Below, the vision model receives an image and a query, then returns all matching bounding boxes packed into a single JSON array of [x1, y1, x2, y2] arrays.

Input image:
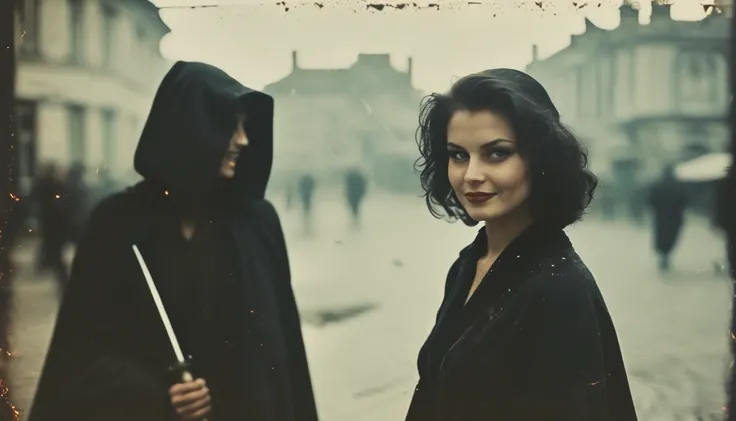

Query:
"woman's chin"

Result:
[[464, 204, 497, 222], [220, 167, 236, 179], [465, 205, 519, 225]]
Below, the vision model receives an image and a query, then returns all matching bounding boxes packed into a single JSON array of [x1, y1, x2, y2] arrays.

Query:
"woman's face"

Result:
[[220, 113, 248, 179], [446, 109, 531, 223]]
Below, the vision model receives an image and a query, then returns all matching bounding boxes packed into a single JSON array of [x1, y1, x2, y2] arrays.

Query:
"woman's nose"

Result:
[[234, 130, 248, 147], [463, 160, 484, 183]]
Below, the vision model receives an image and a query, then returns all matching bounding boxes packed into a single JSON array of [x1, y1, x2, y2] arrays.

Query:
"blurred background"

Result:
[[3, 0, 735, 420]]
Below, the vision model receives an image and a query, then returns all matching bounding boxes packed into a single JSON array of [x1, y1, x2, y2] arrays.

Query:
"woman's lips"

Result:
[[464, 192, 496, 204], [225, 151, 239, 164]]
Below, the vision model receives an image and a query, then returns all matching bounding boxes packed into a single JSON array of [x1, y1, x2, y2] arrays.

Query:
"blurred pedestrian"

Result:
[[298, 174, 315, 235], [66, 162, 92, 244], [93, 167, 118, 206], [31, 162, 71, 298], [344, 169, 367, 228], [648, 165, 689, 272]]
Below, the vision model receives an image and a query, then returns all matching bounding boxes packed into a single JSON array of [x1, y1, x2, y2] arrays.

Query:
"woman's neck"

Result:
[[483, 209, 534, 259]]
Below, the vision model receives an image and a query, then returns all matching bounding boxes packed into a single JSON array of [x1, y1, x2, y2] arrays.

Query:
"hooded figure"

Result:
[[27, 62, 319, 421]]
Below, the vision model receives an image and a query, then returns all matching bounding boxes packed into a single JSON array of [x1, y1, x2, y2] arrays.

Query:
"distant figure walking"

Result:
[[66, 163, 92, 244], [93, 167, 118, 205], [649, 165, 689, 272], [298, 174, 316, 235], [345, 170, 367, 228], [31, 162, 71, 297]]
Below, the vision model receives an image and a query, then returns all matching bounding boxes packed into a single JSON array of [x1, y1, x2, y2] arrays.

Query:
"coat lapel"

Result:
[[435, 257, 525, 380], [433, 225, 572, 380]]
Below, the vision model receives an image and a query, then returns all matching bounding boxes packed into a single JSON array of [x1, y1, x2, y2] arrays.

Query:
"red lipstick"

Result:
[[464, 192, 496, 204]]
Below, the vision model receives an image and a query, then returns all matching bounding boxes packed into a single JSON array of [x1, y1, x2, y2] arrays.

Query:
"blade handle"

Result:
[[168, 358, 212, 421]]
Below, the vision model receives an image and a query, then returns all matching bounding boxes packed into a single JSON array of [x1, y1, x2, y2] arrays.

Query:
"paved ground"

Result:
[[5, 191, 733, 421]]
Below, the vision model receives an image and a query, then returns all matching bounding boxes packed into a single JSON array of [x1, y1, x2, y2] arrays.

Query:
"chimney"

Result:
[[291, 50, 298, 71], [650, 2, 671, 20], [531, 45, 539, 62], [407, 57, 413, 81], [619, 3, 640, 23]]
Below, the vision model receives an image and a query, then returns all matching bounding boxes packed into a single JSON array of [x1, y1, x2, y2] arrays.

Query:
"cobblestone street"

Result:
[[6, 191, 732, 420]]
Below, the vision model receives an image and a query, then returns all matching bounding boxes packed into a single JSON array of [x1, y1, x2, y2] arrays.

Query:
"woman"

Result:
[[406, 69, 638, 421]]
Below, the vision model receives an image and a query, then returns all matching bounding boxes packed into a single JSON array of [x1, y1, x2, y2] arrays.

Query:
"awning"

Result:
[[674, 152, 732, 182]]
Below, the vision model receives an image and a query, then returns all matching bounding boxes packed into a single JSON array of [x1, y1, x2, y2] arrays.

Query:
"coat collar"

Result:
[[459, 223, 571, 265]]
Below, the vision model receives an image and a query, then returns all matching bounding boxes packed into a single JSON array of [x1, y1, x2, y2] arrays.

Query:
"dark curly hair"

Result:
[[414, 68, 597, 229]]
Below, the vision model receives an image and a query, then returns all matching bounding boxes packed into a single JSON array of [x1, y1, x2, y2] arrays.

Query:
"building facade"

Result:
[[525, 3, 730, 216], [13, 0, 171, 194], [263, 52, 424, 194]]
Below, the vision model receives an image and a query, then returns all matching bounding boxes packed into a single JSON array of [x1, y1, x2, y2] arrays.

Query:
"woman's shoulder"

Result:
[[80, 186, 151, 242], [90, 187, 141, 219], [249, 198, 280, 220], [231, 199, 283, 232], [524, 250, 600, 307]]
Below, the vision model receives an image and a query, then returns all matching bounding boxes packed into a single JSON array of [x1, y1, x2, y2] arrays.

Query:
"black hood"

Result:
[[134, 61, 274, 207]]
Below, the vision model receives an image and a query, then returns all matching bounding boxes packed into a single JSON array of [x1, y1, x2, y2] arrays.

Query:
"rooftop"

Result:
[[527, 3, 729, 70], [264, 52, 420, 97]]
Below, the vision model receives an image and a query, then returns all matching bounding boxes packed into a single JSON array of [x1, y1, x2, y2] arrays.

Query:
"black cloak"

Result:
[[26, 61, 319, 421], [405, 224, 639, 421]]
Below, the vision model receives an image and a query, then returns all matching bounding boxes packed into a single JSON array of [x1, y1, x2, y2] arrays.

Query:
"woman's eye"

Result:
[[448, 150, 468, 161], [488, 148, 513, 160]]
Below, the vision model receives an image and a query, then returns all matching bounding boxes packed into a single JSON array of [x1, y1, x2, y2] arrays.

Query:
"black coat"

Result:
[[27, 62, 319, 421], [406, 225, 638, 421]]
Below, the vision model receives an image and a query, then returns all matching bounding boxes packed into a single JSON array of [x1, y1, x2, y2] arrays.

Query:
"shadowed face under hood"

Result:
[[134, 61, 274, 207]]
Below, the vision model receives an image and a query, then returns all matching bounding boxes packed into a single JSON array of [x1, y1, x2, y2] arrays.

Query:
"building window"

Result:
[[68, 105, 86, 165], [15, 101, 37, 195], [134, 23, 160, 69], [100, 5, 117, 68], [575, 66, 584, 119], [676, 50, 719, 104], [135, 24, 146, 42], [135, 25, 147, 62], [590, 64, 598, 116], [607, 53, 617, 113], [17, 0, 40, 55], [596, 56, 610, 118], [101, 109, 116, 169], [68, 0, 84, 63]]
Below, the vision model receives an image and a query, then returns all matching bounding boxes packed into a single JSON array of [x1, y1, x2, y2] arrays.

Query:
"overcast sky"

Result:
[[150, 0, 709, 92]]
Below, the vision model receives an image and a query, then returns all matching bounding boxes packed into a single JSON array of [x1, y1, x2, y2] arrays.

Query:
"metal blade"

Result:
[[132, 244, 185, 363]]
